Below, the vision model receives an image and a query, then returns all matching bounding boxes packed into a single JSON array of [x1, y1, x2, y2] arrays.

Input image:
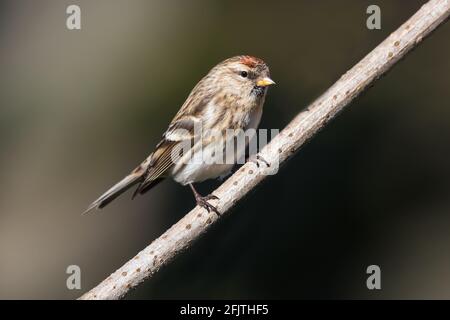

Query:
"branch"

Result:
[[80, 0, 450, 300]]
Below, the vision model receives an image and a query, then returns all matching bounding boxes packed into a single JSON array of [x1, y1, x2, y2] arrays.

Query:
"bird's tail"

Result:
[[83, 168, 144, 215]]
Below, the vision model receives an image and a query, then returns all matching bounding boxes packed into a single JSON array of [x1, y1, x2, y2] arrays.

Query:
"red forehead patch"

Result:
[[239, 55, 264, 68]]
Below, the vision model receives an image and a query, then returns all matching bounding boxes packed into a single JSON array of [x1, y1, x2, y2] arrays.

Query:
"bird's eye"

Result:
[[239, 71, 248, 78]]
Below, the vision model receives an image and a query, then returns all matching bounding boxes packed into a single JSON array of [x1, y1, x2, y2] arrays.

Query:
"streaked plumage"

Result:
[[85, 55, 274, 215]]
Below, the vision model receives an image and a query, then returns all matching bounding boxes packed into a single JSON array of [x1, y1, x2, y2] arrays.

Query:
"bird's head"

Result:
[[208, 55, 275, 99]]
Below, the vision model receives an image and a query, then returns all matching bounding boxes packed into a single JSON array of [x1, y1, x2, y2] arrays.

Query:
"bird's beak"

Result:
[[256, 77, 276, 87]]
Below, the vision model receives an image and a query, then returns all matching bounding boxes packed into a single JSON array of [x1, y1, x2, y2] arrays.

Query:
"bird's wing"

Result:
[[133, 115, 201, 196], [135, 77, 218, 195], [83, 115, 201, 212]]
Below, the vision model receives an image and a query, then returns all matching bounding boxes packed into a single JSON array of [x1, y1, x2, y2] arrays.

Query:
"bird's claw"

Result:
[[204, 194, 219, 201], [248, 154, 271, 168], [195, 194, 220, 216]]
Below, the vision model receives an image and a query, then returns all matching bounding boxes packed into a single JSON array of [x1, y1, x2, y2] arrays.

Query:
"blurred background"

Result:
[[0, 0, 449, 299]]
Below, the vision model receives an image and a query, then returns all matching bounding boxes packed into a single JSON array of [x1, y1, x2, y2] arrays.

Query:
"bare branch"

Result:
[[79, 0, 450, 300]]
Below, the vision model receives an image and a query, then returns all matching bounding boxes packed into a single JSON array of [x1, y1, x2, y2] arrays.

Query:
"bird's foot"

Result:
[[195, 194, 220, 216], [248, 154, 271, 168]]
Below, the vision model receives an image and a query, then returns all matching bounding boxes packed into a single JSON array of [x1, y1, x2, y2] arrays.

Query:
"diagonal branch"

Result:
[[80, 0, 450, 300]]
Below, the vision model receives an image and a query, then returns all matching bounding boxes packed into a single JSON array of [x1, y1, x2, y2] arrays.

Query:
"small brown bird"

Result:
[[85, 55, 274, 215]]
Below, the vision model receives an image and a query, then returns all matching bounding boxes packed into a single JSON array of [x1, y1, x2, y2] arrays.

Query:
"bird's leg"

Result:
[[189, 184, 220, 216], [247, 154, 271, 168]]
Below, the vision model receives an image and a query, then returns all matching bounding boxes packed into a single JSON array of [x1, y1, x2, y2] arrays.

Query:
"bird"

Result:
[[84, 55, 274, 215]]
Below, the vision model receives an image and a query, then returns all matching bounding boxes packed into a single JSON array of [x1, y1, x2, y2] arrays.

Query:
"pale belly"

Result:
[[171, 144, 236, 185], [170, 106, 263, 185]]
